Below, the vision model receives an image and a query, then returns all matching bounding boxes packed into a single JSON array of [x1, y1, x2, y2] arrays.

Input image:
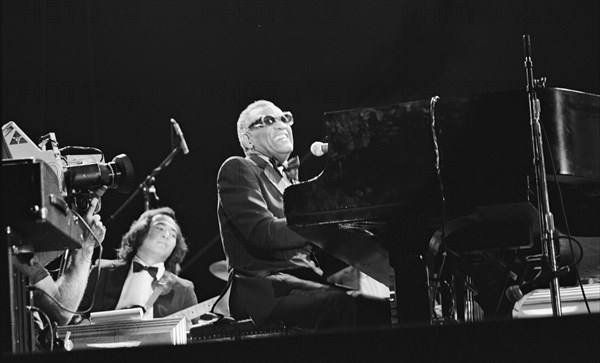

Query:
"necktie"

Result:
[[282, 155, 300, 182], [270, 155, 300, 182], [133, 261, 158, 279]]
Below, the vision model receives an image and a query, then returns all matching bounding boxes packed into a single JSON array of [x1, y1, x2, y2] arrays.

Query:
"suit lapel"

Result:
[[247, 154, 290, 195], [104, 261, 130, 310]]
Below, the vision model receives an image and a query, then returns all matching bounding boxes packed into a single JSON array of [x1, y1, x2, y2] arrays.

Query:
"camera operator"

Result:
[[11, 194, 106, 328]]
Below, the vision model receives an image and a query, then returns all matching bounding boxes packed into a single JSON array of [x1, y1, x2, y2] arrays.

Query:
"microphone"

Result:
[[523, 34, 532, 60], [170, 118, 189, 155], [310, 141, 328, 157], [505, 266, 570, 303], [523, 34, 535, 93]]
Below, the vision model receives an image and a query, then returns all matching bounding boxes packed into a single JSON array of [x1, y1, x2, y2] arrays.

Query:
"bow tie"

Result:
[[133, 261, 158, 279], [270, 155, 300, 182]]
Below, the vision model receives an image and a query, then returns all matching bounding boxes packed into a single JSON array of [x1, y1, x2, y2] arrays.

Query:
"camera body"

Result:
[[2, 121, 134, 252], [2, 121, 134, 212]]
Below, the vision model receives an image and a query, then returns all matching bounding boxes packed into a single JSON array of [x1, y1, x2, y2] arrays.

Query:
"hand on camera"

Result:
[[84, 196, 106, 247]]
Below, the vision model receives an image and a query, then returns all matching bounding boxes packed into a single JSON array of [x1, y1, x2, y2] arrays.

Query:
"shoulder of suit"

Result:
[[220, 156, 251, 168], [218, 156, 258, 176]]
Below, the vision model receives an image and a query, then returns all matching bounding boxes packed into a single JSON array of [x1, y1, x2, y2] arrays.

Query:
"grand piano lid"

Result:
[[536, 87, 600, 183]]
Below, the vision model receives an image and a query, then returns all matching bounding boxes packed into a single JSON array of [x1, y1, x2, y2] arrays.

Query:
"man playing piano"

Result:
[[77, 207, 198, 323], [215, 100, 389, 330]]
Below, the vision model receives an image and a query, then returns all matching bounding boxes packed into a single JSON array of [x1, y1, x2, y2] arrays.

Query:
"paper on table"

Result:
[[89, 307, 144, 324], [87, 341, 141, 348]]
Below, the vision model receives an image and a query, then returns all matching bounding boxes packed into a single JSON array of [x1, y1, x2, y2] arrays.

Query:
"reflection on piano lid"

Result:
[[538, 88, 599, 184], [285, 88, 599, 260]]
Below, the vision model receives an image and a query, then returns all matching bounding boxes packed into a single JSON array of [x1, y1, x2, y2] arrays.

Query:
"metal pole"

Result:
[[523, 35, 562, 316]]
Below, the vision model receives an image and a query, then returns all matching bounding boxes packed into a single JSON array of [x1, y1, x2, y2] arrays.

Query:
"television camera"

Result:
[[2, 121, 135, 252]]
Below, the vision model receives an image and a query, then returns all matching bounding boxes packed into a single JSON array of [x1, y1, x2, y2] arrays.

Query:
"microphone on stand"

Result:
[[523, 35, 535, 93], [505, 266, 570, 303], [310, 141, 328, 157], [170, 118, 189, 155]]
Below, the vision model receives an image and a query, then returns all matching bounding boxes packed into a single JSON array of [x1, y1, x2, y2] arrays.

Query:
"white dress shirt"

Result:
[[115, 256, 165, 319]]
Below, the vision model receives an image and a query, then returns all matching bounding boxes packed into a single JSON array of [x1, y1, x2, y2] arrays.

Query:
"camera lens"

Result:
[[65, 154, 135, 193]]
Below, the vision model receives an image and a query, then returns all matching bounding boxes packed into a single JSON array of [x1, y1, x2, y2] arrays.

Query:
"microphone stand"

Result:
[[106, 142, 184, 226], [523, 34, 562, 316]]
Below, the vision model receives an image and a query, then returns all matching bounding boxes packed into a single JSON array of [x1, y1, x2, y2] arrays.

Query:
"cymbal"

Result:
[[208, 260, 229, 281]]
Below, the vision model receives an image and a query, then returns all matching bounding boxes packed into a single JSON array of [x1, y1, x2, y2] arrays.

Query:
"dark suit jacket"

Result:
[[217, 154, 320, 275], [216, 154, 323, 324], [79, 259, 198, 319]]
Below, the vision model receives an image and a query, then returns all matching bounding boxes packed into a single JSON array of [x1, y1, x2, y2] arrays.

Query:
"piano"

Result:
[[284, 88, 599, 324]]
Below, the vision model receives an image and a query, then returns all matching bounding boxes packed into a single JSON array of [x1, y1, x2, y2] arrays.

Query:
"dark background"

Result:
[[2, 1, 599, 302]]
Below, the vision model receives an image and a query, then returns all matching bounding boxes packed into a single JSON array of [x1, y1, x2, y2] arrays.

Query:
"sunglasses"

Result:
[[248, 112, 294, 129]]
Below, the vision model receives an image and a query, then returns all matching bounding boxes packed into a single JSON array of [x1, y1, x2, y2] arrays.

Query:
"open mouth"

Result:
[[274, 134, 289, 142]]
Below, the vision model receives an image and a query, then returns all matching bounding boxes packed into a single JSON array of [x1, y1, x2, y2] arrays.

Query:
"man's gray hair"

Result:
[[237, 100, 276, 153]]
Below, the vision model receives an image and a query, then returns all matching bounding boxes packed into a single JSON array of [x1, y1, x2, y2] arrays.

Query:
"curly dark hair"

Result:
[[116, 207, 188, 273]]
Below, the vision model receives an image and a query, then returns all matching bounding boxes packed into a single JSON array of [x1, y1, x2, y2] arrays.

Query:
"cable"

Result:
[[555, 235, 584, 267], [29, 210, 104, 317], [71, 209, 102, 249], [27, 306, 54, 352], [539, 123, 591, 314], [493, 264, 517, 317], [28, 287, 81, 315], [71, 209, 104, 316], [54, 207, 103, 277], [428, 95, 449, 322], [29, 254, 102, 316], [57, 246, 70, 278]]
